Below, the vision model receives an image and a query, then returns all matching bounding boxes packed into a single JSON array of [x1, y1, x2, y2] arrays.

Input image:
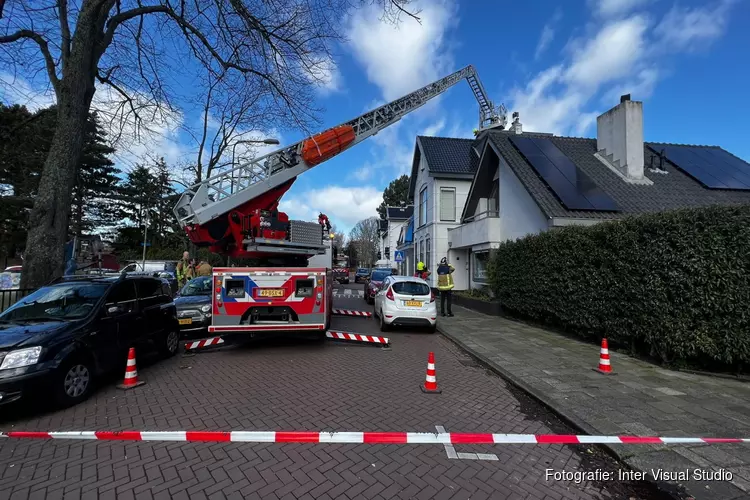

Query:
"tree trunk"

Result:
[[20, 98, 90, 288]]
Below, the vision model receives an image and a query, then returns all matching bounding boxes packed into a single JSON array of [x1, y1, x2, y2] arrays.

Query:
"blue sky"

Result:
[[2, 0, 748, 235]]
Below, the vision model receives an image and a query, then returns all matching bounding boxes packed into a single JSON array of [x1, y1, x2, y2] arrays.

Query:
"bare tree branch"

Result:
[[0, 30, 59, 90], [57, 0, 71, 62]]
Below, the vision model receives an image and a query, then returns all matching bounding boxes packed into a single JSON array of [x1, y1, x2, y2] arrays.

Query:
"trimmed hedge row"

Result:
[[487, 205, 750, 372]]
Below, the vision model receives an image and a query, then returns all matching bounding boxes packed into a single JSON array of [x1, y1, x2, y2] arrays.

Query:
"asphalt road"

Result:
[[0, 281, 673, 499]]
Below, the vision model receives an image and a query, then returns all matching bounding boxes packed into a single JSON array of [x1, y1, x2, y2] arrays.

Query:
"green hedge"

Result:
[[487, 205, 750, 372]]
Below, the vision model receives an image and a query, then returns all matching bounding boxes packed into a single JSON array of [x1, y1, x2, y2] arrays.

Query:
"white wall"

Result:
[[498, 157, 548, 242], [447, 248, 469, 290]]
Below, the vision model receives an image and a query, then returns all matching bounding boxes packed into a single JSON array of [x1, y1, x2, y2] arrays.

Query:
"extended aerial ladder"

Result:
[[172, 65, 507, 265]]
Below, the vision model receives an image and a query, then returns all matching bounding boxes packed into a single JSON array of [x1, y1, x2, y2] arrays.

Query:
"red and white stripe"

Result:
[[185, 337, 225, 350], [124, 353, 138, 382], [326, 331, 389, 345], [1, 431, 748, 445], [332, 309, 372, 317]]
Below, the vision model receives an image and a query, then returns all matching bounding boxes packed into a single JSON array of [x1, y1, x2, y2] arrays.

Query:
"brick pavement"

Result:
[[1, 291, 668, 499], [438, 305, 750, 500]]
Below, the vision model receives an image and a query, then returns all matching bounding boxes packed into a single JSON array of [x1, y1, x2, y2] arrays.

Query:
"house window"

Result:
[[473, 251, 490, 282], [419, 185, 428, 226], [488, 182, 499, 214], [425, 237, 431, 270], [419, 239, 424, 265], [439, 188, 456, 221]]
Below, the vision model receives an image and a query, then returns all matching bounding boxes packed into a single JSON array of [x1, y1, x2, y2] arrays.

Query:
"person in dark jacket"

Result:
[[436, 257, 455, 317]]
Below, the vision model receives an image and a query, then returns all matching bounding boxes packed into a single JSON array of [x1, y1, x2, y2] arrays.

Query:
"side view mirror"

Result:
[[107, 305, 125, 315]]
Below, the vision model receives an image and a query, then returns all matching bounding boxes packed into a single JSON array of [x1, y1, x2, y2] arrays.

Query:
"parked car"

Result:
[[354, 268, 371, 284], [373, 275, 437, 333], [364, 268, 395, 304], [0, 266, 22, 291], [121, 260, 178, 293], [0, 275, 180, 408], [174, 276, 212, 337], [333, 267, 350, 284]]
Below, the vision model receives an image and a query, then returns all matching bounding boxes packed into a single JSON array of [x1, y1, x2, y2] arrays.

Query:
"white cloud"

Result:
[[306, 56, 342, 95], [278, 185, 382, 233], [564, 15, 649, 89], [345, 0, 457, 101], [535, 10, 562, 60], [348, 165, 373, 182], [508, 0, 735, 136], [592, 0, 651, 18], [655, 0, 734, 52], [344, 0, 463, 181]]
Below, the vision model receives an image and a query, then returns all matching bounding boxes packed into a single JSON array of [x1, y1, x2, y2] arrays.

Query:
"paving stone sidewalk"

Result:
[[437, 306, 750, 500]]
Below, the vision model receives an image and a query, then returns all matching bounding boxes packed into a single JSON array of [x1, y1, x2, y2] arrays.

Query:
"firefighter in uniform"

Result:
[[195, 259, 213, 277], [436, 257, 455, 317], [176, 251, 194, 287], [414, 261, 430, 280]]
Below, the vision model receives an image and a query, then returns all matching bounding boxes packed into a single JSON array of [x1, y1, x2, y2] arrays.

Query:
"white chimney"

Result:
[[596, 95, 644, 180], [509, 111, 522, 134]]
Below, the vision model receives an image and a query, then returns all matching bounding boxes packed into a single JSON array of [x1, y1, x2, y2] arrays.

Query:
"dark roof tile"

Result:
[[386, 206, 413, 220], [417, 136, 476, 174], [486, 131, 750, 220]]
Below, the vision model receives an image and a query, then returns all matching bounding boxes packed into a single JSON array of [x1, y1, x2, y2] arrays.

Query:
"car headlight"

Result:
[[0, 346, 42, 370], [200, 304, 211, 313]]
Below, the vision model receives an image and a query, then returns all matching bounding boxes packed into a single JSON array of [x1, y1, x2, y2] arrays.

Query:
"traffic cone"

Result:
[[594, 338, 614, 375], [420, 352, 442, 393], [117, 348, 146, 389]]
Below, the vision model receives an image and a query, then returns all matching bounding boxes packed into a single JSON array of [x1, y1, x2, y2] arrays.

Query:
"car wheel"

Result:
[[379, 311, 389, 332], [55, 356, 94, 407], [160, 329, 180, 357], [428, 324, 437, 334]]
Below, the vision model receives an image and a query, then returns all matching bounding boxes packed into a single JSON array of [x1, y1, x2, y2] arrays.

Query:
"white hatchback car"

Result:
[[373, 275, 437, 333]]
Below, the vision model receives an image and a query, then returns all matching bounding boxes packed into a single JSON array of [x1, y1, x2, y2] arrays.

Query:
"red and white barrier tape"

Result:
[[332, 309, 372, 317], [326, 331, 389, 345], [1, 431, 747, 445], [185, 337, 224, 350]]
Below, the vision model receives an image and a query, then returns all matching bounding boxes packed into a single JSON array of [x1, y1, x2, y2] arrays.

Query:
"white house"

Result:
[[443, 95, 750, 290], [406, 136, 478, 289], [377, 206, 412, 269]]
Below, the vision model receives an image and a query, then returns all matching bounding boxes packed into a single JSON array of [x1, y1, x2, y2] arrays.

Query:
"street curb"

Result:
[[435, 325, 742, 500]]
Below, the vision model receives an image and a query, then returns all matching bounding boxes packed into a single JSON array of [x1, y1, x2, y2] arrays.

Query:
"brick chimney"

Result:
[[596, 95, 644, 181]]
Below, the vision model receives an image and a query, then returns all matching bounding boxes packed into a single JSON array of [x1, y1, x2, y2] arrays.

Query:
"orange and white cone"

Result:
[[117, 347, 146, 389], [420, 352, 442, 393], [594, 338, 614, 375]]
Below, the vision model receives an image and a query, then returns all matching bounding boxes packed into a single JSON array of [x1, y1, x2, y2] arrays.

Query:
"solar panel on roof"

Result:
[[648, 145, 750, 190], [509, 136, 619, 212]]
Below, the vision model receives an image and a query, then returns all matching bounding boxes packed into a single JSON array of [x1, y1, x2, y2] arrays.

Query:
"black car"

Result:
[[333, 267, 350, 284], [354, 268, 371, 284], [0, 275, 180, 407], [174, 276, 212, 336]]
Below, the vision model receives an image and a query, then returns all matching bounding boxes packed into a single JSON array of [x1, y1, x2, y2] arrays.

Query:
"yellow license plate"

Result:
[[179, 318, 193, 325], [405, 300, 422, 307], [258, 288, 285, 297]]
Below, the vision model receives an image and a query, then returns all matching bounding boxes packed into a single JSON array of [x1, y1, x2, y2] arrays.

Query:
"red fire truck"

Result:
[[172, 65, 507, 337]]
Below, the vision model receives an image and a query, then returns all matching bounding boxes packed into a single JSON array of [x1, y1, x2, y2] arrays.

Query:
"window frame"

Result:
[[418, 185, 428, 226], [472, 251, 490, 283], [105, 281, 138, 312], [439, 187, 457, 222], [425, 237, 431, 270]]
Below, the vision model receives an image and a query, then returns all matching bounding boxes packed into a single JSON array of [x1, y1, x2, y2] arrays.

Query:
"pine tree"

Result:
[[70, 112, 123, 237]]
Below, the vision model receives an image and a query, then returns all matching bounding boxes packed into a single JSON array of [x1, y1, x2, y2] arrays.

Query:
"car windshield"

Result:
[[370, 270, 391, 282], [357, 268, 369, 274], [392, 281, 430, 296], [0, 282, 109, 321], [180, 277, 212, 296]]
